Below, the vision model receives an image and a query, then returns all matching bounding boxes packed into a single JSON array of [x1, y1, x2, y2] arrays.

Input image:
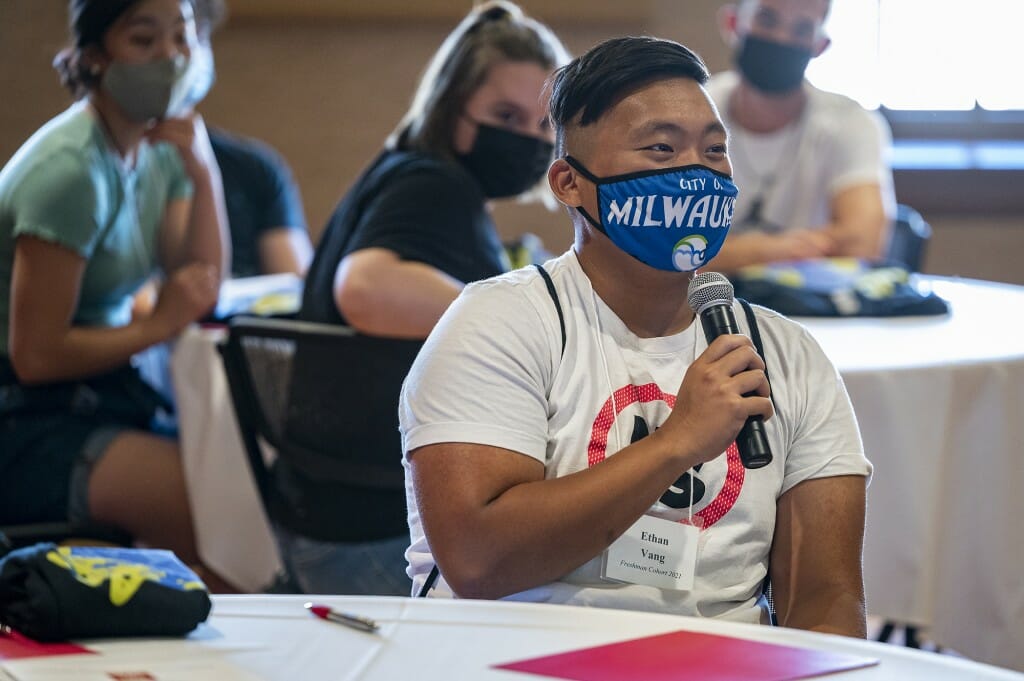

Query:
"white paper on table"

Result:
[[214, 273, 303, 319]]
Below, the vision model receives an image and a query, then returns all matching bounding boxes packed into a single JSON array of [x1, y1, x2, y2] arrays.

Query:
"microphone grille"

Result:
[[687, 271, 734, 314]]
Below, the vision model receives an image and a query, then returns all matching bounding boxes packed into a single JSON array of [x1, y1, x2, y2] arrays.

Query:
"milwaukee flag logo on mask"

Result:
[[566, 157, 738, 272]]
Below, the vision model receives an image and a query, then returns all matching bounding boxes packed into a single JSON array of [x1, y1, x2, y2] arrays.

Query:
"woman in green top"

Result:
[[0, 0, 228, 581]]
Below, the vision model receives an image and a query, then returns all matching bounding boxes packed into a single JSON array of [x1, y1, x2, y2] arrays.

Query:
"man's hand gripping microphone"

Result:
[[687, 271, 773, 469]]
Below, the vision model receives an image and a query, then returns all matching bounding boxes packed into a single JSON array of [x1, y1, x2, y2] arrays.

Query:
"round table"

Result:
[[798, 276, 1024, 671], [7, 596, 1020, 680]]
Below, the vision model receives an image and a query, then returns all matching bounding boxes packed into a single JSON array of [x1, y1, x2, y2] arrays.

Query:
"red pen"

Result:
[[304, 602, 379, 633]]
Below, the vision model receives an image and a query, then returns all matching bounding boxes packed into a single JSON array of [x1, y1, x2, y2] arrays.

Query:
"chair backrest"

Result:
[[218, 317, 308, 510], [218, 316, 423, 538], [886, 204, 933, 272]]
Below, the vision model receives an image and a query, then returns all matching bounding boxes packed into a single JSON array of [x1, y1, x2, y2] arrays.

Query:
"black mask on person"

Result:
[[458, 122, 553, 199], [735, 35, 813, 94]]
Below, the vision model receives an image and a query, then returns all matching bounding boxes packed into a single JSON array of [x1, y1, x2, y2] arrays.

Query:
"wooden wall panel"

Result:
[[225, 0, 649, 24]]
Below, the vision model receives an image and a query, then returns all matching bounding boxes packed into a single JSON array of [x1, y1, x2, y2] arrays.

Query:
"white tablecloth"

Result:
[[172, 326, 284, 593], [5, 597, 1021, 680], [797, 277, 1024, 671], [171, 277, 1024, 670]]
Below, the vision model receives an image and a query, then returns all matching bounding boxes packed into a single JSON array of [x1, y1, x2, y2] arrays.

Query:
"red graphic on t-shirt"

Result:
[[586, 382, 744, 529]]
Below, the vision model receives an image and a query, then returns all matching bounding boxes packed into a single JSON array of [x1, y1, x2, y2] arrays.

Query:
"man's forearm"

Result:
[[779, 583, 866, 638]]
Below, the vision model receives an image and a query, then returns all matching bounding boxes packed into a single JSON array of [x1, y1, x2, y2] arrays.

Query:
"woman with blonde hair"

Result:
[[287, 1, 570, 595]]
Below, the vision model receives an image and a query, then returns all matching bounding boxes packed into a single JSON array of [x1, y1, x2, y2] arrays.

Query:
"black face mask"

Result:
[[736, 35, 813, 94], [458, 122, 553, 199]]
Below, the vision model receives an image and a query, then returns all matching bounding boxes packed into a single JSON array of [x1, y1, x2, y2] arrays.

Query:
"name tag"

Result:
[[601, 515, 699, 591]]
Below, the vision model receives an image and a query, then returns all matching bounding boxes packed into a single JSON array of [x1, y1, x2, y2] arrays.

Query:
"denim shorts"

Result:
[[66, 426, 126, 522]]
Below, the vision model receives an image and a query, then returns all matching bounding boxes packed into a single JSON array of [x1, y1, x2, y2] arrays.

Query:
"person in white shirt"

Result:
[[706, 0, 895, 272], [401, 36, 870, 638]]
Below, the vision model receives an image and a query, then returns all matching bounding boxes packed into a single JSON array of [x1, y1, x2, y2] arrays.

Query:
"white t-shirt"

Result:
[[401, 251, 870, 623], [706, 71, 895, 234]]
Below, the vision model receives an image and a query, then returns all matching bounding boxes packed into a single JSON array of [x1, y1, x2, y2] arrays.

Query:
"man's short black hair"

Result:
[[548, 36, 709, 155]]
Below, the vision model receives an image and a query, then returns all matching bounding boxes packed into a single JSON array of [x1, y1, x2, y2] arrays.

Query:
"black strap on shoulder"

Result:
[[534, 264, 566, 357], [738, 298, 766, 372], [417, 564, 439, 598], [739, 297, 778, 626], [739, 298, 775, 409]]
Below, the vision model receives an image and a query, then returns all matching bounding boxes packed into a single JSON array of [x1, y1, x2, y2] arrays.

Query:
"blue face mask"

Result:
[[565, 156, 739, 272]]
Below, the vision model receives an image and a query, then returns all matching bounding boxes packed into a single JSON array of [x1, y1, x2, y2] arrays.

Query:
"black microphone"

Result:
[[687, 272, 773, 470]]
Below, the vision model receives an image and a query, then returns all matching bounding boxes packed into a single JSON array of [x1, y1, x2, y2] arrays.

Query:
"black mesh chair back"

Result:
[[886, 204, 932, 272], [218, 317, 422, 543], [218, 318, 303, 510]]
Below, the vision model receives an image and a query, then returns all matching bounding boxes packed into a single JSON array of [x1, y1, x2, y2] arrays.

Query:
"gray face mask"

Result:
[[100, 54, 192, 122]]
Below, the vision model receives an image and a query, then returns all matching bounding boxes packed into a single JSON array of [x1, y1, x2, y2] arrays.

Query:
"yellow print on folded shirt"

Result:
[[45, 547, 204, 606]]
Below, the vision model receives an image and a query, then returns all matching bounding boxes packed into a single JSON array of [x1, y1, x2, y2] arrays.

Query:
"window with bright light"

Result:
[[806, 0, 1024, 111]]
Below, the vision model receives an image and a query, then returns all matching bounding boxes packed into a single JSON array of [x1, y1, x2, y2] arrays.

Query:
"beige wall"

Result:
[[2, 1, 1021, 284]]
